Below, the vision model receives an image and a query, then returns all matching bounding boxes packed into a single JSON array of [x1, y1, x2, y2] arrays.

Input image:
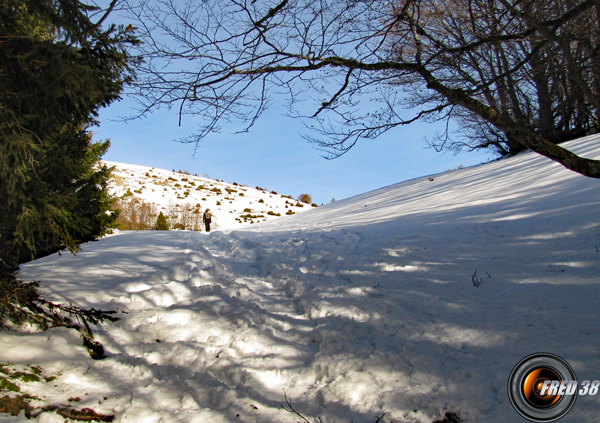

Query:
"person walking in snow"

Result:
[[203, 209, 212, 232]]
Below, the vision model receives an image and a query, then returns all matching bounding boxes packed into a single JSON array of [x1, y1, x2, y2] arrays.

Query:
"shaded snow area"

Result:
[[2, 135, 600, 422]]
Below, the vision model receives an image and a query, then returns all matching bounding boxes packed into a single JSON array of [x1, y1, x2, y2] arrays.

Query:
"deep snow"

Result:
[[2, 135, 600, 422]]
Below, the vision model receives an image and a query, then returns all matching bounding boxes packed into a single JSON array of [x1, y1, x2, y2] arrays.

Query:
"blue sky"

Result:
[[91, 1, 495, 205], [94, 96, 493, 205]]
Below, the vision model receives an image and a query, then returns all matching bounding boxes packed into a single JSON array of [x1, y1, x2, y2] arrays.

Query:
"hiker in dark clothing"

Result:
[[203, 209, 212, 232]]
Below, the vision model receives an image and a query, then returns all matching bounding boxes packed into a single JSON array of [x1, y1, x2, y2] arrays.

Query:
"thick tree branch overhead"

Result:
[[128, 0, 600, 178]]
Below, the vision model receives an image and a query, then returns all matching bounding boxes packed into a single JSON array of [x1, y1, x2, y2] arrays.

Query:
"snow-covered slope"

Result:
[[105, 161, 315, 230], [3, 135, 600, 423]]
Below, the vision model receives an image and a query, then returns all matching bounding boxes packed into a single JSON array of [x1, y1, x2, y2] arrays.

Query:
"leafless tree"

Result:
[[114, 199, 158, 230], [427, 0, 600, 156], [127, 0, 600, 178]]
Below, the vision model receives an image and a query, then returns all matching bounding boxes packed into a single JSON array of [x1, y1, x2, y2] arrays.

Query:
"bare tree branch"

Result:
[[126, 0, 600, 178]]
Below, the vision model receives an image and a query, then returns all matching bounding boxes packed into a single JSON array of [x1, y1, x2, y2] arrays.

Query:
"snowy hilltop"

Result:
[[104, 160, 316, 231], [2, 135, 600, 423]]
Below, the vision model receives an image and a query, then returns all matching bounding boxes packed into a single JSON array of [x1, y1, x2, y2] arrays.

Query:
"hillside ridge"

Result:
[[104, 160, 316, 231]]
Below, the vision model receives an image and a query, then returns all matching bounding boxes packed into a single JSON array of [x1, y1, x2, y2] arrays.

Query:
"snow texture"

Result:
[[2, 135, 600, 422]]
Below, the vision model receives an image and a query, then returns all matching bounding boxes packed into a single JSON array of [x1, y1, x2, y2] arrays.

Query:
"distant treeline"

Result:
[[113, 199, 206, 231]]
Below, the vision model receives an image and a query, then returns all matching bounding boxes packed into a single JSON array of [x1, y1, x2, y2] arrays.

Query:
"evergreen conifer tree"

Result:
[[0, 0, 137, 359], [0, 0, 136, 266], [154, 212, 169, 231]]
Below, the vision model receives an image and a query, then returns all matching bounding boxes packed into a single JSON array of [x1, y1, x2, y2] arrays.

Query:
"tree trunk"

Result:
[[423, 71, 600, 178]]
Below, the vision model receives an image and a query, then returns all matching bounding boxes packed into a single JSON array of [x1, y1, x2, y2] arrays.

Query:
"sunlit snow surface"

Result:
[[3, 135, 600, 422]]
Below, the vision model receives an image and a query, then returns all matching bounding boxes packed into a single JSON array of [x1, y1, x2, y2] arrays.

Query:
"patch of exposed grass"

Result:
[[0, 363, 114, 421], [0, 376, 20, 393], [11, 372, 40, 383], [0, 395, 33, 417]]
